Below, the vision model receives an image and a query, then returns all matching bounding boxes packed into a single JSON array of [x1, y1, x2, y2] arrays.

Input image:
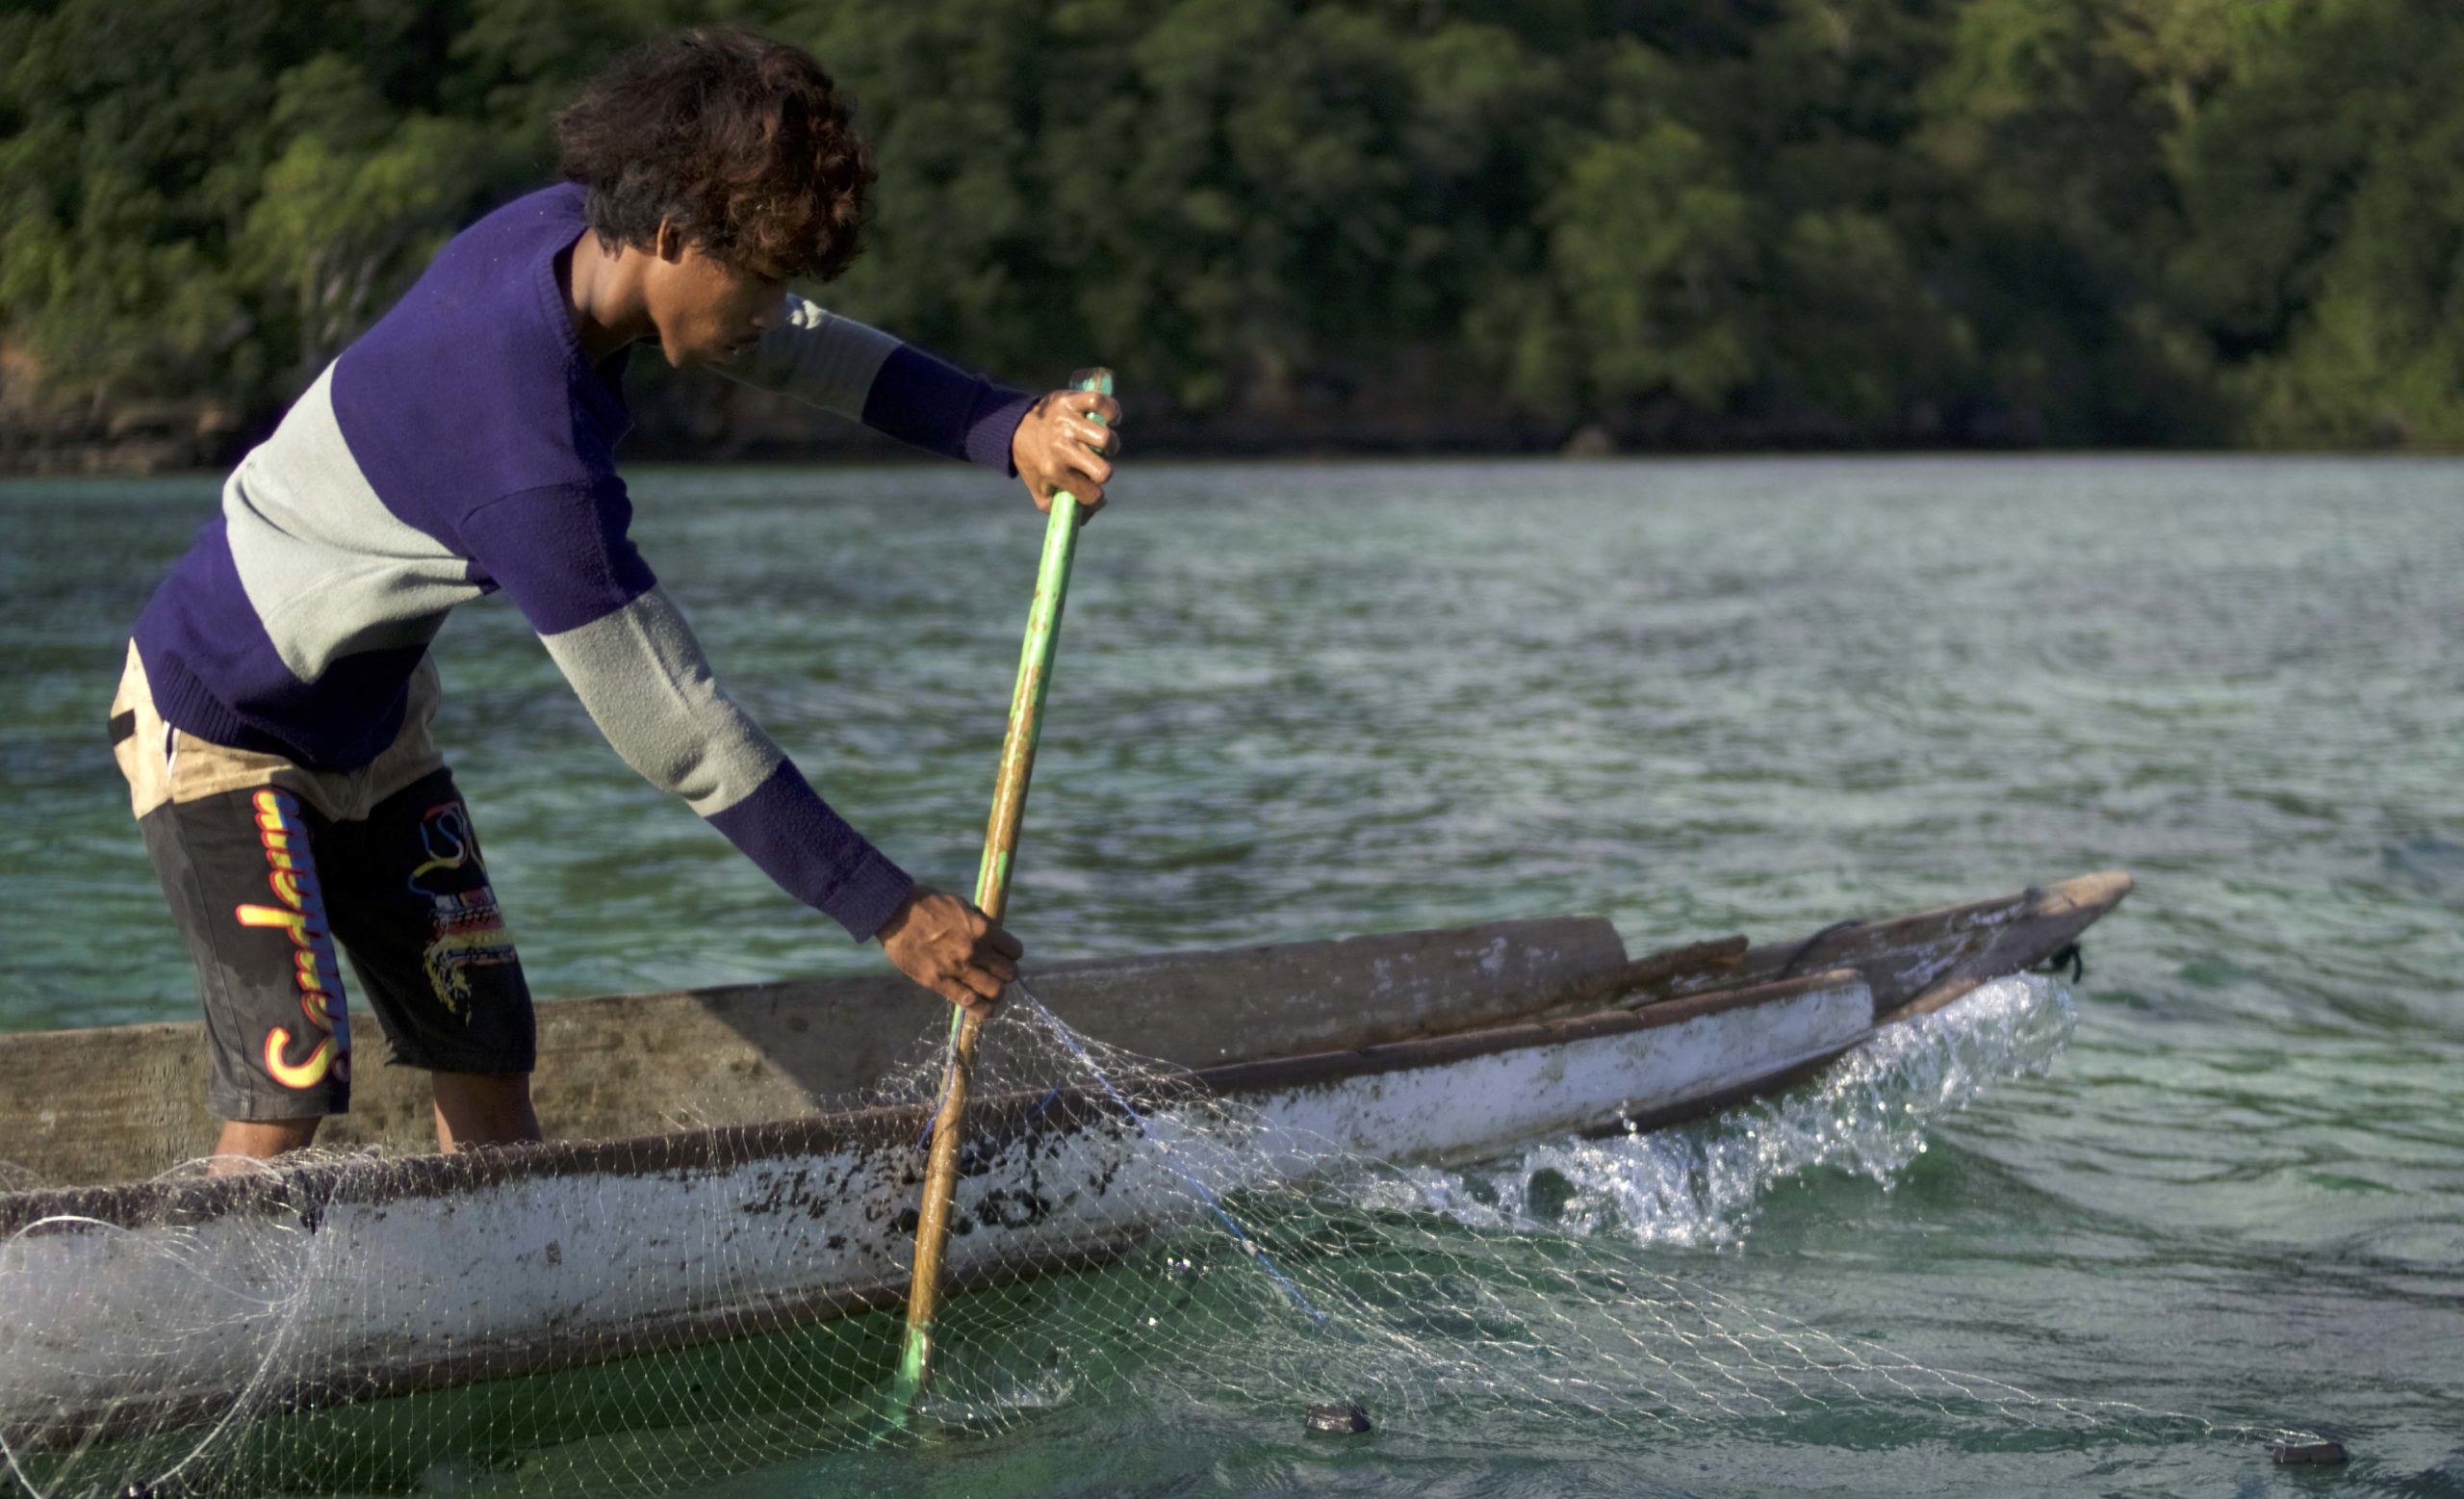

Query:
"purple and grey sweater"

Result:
[[133, 182, 1034, 940]]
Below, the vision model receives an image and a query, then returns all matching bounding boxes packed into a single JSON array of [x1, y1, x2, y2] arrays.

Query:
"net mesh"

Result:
[[1, 975, 2315, 1497]]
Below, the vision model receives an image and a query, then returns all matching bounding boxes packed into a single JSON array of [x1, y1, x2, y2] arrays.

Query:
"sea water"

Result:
[[1, 456, 2457, 1495]]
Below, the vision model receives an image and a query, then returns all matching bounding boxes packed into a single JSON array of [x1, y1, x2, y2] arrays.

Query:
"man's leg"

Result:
[[431, 1072, 541, 1151], [211, 1116, 323, 1172], [323, 767, 540, 1155], [140, 785, 356, 1169]]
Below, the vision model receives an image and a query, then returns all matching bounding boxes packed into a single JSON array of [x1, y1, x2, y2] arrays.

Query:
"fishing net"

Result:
[[1, 975, 2319, 1497]]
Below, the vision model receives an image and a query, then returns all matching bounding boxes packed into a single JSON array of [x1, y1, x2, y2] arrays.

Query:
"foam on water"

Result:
[[1363, 974, 2076, 1247], [1092, 971, 2324, 1464]]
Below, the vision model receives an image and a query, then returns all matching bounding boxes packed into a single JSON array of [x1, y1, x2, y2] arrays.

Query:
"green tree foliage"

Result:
[[1, 0, 2456, 450], [1548, 123, 1756, 411], [243, 56, 499, 378], [2169, 0, 2464, 445]]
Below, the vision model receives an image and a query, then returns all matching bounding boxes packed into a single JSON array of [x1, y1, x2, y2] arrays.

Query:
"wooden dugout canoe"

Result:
[[0, 871, 2128, 1449]]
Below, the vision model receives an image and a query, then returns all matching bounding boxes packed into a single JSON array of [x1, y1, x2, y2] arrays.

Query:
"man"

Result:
[[108, 26, 1120, 1170]]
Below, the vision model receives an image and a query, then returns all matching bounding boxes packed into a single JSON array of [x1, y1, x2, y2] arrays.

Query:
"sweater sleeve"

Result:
[[459, 480, 914, 940], [717, 295, 1036, 474]]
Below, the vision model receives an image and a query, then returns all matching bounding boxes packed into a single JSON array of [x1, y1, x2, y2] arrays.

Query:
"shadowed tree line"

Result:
[[2, 0, 2458, 468]]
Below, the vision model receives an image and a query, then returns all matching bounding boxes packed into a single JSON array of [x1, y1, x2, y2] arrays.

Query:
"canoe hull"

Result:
[[1, 970, 1871, 1445], [0, 872, 2130, 1448]]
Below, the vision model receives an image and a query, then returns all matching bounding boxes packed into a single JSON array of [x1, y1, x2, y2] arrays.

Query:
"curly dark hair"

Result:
[[554, 26, 875, 281]]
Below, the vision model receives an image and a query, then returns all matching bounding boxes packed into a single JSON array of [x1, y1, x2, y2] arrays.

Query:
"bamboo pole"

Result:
[[891, 368, 1113, 1415]]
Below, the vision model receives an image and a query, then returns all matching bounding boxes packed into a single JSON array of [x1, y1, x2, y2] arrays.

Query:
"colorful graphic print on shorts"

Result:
[[404, 795, 518, 1019]]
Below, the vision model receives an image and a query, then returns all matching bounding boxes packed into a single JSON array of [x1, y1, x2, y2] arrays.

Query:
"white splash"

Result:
[[1371, 973, 2076, 1247]]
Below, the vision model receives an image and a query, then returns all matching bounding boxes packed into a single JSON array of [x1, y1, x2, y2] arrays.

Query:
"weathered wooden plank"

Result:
[[1511, 871, 2130, 1028], [0, 875, 2135, 1191], [0, 917, 1630, 1189], [1669, 869, 2133, 1018]]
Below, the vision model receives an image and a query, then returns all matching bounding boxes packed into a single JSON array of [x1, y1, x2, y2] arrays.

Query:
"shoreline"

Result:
[[4, 431, 2449, 479]]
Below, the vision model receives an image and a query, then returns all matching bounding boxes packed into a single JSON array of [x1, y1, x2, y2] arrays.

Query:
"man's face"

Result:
[[642, 238, 788, 369]]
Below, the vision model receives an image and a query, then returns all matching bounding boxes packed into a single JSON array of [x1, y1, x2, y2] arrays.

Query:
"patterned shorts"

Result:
[[110, 645, 535, 1122]]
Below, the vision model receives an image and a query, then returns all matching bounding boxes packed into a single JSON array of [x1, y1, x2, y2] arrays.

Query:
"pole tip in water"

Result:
[[1305, 1402, 1372, 1435], [2270, 1440, 2348, 1466]]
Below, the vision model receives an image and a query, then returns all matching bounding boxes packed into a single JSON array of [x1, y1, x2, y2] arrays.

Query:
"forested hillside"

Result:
[[3, 0, 2457, 467]]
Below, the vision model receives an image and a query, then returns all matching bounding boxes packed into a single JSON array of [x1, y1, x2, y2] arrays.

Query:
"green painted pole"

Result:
[[892, 368, 1113, 1416]]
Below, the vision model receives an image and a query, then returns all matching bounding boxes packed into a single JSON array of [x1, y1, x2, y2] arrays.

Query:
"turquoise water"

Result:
[[2, 457, 2459, 1493]]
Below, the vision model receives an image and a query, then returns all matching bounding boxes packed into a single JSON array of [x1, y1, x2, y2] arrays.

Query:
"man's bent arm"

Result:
[[718, 296, 1035, 473], [463, 481, 913, 940]]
